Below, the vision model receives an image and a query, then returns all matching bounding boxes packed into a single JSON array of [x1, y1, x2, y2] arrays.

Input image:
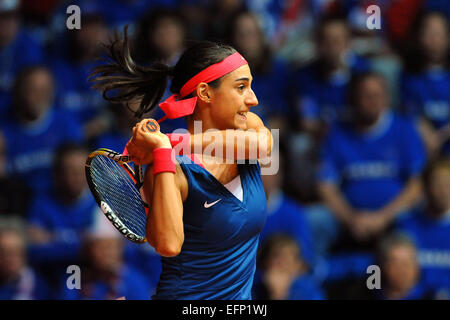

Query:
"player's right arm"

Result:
[[127, 121, 187, 257]]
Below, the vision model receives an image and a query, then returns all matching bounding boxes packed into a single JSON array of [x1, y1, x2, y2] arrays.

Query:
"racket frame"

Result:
[[85, 148, 147, 243]]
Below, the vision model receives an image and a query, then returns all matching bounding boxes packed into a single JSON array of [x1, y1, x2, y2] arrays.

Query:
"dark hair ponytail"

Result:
[[89, 25, 172, 119], [90, 26, 237, 119]]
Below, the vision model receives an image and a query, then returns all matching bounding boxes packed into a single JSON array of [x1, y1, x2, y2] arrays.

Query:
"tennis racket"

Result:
[[85, 119, 159, 243]]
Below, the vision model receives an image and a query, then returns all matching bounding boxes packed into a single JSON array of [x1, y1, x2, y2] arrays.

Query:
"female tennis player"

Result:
[[90, 28, 273, 300]]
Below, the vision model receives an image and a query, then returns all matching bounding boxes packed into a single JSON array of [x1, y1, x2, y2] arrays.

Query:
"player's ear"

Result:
[[195, 83, 213, 104]]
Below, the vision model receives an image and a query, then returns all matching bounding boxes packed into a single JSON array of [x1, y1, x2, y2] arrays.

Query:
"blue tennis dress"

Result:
[[152, 156, 267, 300]]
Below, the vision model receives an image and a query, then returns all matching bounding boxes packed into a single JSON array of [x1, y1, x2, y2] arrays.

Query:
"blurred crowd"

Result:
[[0, 0, 449, 300]]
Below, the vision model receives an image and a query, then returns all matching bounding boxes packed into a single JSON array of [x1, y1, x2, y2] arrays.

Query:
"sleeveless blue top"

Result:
[[152, 156, 267, 300]]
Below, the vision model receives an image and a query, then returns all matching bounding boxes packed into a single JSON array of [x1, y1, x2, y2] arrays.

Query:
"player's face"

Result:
[[209, 64, 258, 130], [382, 244, 419, 292]]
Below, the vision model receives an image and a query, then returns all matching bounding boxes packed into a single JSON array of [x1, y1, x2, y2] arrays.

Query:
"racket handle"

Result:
[[144, 119, 160, 133]]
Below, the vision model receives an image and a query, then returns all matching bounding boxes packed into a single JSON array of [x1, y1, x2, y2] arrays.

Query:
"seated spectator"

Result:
[[253, 233, 325, 300], [0, 130, 31, 218], [49, 9, 108, 140], [290, 16, 371, 138], [1, 66, 83, 193], [133, 7, 187, 133], [396, 158, 450, 296], [0, 0, 44, 116], [286, 16, 370, 204], [374, 233, 434, 300], [59, 212, 150, 300], [27, 144, 97, 276], [318, 72, 426, 254], [260, 153, 315, 268], [227, 10, 290, 128], [0, 217, 48, 300], [401, 11, 450, 157]]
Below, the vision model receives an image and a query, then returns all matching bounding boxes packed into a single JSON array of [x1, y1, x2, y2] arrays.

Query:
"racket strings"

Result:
[[90, 155, 147, 238]]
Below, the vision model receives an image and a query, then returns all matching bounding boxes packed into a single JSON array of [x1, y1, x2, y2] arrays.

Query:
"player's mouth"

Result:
[[237, 111, 247, 121]]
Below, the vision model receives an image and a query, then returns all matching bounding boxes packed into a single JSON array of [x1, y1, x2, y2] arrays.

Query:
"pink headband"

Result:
[[157, 52, 248, 123]]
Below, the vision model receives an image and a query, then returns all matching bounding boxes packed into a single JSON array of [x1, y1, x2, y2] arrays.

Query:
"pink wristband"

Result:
[[152, 148, 176, 175]]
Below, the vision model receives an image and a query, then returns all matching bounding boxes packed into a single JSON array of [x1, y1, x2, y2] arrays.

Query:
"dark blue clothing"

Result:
[[396, 209, 450, 292], [251, 59, 290, 122], [291, 54, 370, 124], [401, 67, 450, 155], [59, 265, 150, 300], [260, 192, 315, 267], [0, 268, 49, 300], [318, 111, 426, 210], [50, 58, 106, 125], [0, 30, 44, 114], [1, 109, 83, 192], [94, 131, 130, 154], [153, 157, 267, 300], [27, 190, 97, 265], [287, 275, 325, 300]]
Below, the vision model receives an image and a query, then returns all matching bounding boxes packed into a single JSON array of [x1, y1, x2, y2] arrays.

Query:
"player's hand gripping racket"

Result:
[[85, 119, 159, 243]]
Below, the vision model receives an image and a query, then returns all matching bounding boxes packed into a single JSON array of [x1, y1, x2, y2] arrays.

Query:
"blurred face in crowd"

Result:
[[55, 150, 88, 200], [0, 231, 26, 281], [16, 68, 54, 122], [0, 12, 19, 48], [419, 14, 449, 65], [382, 243, 419, 295], [87, 237, 123, 274], [352, 76, 389, 128], [264, 240, 303, 275], [426, 165, 450, 216], [150, 17, 184, 60], [232, 13, 264, 60], [317, 21, 350, 67], [74, 18, 108, 60], [216, 0, 243, 13]]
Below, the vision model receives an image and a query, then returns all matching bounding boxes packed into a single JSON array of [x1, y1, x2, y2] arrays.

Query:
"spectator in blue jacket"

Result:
[[0, 0, 44, 116], [253, 233, 325, 300], [1, 66, 83, 193], [27, 144, 97, 277], [374, 233, 434, 300], [59, 212, 150, 300], [396, 158, 450, 296], [260, 153, 315, 268], [49, 10, 108, 140], [318, 72, 426, 254], [290, 16, 371, 139], [0, 217, 49, 300], [401, 11, 450, 157]]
